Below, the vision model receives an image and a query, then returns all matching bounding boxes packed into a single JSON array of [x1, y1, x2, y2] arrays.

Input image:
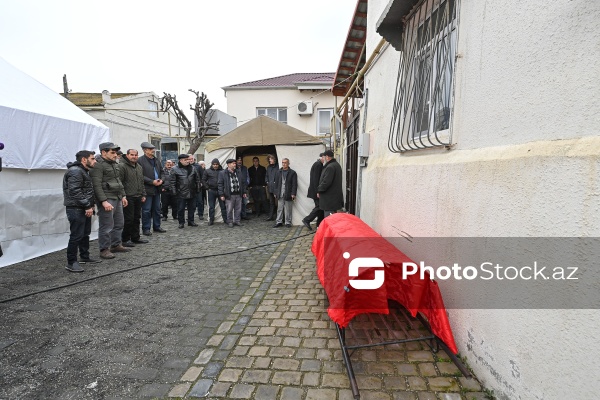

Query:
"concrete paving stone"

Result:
[[232, 345, 250, 356], [427, 376, 460, 391], [438, 362, 461, 376], [238, 336, 257, 346], [465, 393, 489, 399], [218, 368, 243, 382], [280, 387, 304, 400], [211, 349, 232, 361], [277, 327, 301, 336], [257, 326, 277, 336], [300, 359, 322, 372], [243, 326, 259, 335], [361, 350, 378, 362], [356, 375, 383, 390], [253, 356, 272, 369], [408, 351, 435, 362], [289, 305, 310, 312], [393, 393, 417, 400], [306, 388, 338, 400], [296, 348, 316, 359], [272, 358, 300, 370], [317, 348, 333, 361], [327, 338, 340, 348], [314, 328, 337, 338], [241, 369, 272, 383], [383, 376, 407, 390], [201, 361, 224, 378], [266, 311, 283, 318], [272, 371, 303, 385], [168, 382, 191, 398], [323, 360, 344, 373], [229, 383, 255, 399], [226, 356, 255, 369], [255, 384, 280, 400], [282, 337, 302, 347], [322, 373, 351, 388], [258, 336, 283, 346], [217, 321, 235, 333], [417, 363, 438, 377], [416, 392, 438, 400], [367, 362, 396, 375], [220, 334, 239, 350], [137, 383, 171, 398], [407, 376, 428, 391], [282, 311, 299, 319], [361, 391, 393, 400], [339, 389, 356, 400], [188, 379, 213, 397], [181, 366, 203, 381], [379, 349, 407, 362], [206, 335, 225, 347], [248, 346, 270, 357], [302, 371, 321, 386], [439, 394, 462, 400], [249, 318, 271, 327], [303, 338, 328, 348], [209, 381, 231, 397], [272, 319, 288, 327], [195, 347, 216, 364], [459, 377, 482, 391], [270, 346, 296, 357]]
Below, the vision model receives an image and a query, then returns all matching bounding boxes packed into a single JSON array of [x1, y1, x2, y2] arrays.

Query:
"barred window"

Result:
[[388, 0, 458, 152]]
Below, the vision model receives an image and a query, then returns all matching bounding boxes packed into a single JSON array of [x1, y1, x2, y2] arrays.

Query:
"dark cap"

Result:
[[226, 158, 237, 164], [117, 150, 123, 156], [324, 150, 334, 157], [141, 142, 155, 149], [99, 142, 120, 151], [211, 158, 220, 165], [178, 153, 189, 159]]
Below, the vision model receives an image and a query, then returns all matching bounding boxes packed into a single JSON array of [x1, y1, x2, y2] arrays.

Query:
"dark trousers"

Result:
[[250, 186, 267, 215], [161, 190, 177, 218], [304, 198, 325, 227], [66, 207, 91, 264], [208, 189, 227, 222], [122, 196, 142, 242], [196, 190, 205, 218], [267, 192, 277, 218], [177, 197, 196, 224]]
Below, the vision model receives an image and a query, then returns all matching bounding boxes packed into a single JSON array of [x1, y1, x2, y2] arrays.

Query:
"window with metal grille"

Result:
[[388, 0, 458, 152]]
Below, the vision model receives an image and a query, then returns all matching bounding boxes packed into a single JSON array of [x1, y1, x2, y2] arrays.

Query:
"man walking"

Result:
[[248, 156, 267, 217], [89, 142, 130, 259], [161, 159, 178, 220], [302, 152, 325, 231], [119, 149, 148, 247], [264, 154, 279, 221], [203, 158, 227, 225], [317, 150, 344, 217], [273, 158, 297, 228], [218, 158, 247, 227], [62, 150, 100, 272], [171, 154, 200, 229], [138, 142, 166, 236]]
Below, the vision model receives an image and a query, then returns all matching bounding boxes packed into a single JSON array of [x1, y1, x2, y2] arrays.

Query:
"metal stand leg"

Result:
[[336, 323, 361, 399]]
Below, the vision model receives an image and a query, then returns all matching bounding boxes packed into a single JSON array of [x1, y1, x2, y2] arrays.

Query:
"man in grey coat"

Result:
[[273, 158, 298, 228], [317, 150, 344, 218]]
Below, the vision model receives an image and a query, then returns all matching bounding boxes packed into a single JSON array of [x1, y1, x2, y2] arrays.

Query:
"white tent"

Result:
[[0, 57, 110, 267], [205, 115, 325, 225]]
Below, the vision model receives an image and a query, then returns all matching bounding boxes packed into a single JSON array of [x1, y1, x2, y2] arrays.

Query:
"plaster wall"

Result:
[[225, 88, 337, 136], [359, 0, 600, 398]]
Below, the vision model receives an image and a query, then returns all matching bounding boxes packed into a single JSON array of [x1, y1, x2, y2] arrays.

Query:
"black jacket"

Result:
[[274, 168, 298, 201], [317, 158, 344, 211], [63, 161, 95, 209], [217, 168, 247, 199], [192, 164, 206, 189], [138, 155, 164, 195], [248, 164, 267, 187], [162, 167, 176, 192], [307, 159, 323, 200], [170, 163, 199, 199], [203, 166, 223, 190], [266, 163, 279, 194]]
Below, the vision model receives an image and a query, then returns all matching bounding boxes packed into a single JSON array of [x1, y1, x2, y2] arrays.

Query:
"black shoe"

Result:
[[178, 224, 184, 229], [265, 216, 275, 221], [241, 216, 250, 220], [66, 261, 84, 273], [154, 228, 167, 233], [302, 220, 313, 231], [172, 216, 178, 220], [208, 220, 214, 226], [143, 230, 152, 236], [273, 223, 283, 228], [132, 239, 149, 244], [233, 222, 243, 226], [161, 217, 168, 221], [188, 222, 198, 227], [122, 240, 136, 247], [79, 257, 101, 264], [285, 224, 292, 228]]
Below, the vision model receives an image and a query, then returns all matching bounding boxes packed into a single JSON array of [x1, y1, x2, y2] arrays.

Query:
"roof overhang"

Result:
[[376, 0, 420, 51]]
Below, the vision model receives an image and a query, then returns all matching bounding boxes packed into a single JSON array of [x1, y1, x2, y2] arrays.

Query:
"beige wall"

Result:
[[225, 87, 338, 136], [359, 0, 600, 399]]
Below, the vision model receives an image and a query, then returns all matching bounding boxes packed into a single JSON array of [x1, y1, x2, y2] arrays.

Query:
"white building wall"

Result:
[[225, 88, 337, 136], [360, 1, 600, 399]]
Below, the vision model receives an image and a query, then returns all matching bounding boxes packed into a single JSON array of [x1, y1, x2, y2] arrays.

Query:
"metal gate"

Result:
[[345, 112, 360, 215]]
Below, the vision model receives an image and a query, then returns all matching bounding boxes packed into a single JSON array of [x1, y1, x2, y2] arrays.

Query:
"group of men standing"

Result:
[[62, 143, 343, 272]]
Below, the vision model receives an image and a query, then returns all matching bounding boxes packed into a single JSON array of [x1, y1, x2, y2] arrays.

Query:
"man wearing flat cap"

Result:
[[218, 158, 247, 227], [138, 141, 166, 235], [89, 142, 130, 259], [170, 153, 201, 228]]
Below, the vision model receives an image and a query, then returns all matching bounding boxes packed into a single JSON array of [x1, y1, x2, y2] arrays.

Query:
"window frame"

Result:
[[257, 107, 288, 124]]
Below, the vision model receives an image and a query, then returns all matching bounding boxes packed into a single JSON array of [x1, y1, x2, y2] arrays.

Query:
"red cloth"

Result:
[[311, 213, 458, 354]]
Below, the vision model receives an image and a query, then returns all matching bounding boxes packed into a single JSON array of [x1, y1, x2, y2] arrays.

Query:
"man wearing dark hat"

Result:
[[317, 149, 344, 217], [170, 154, 200, 229], [203, 158, 227, 225], [218, 158, 247, 227], [90, 142, 130, 259], [138, 141, 166, 235], [302, 152, 325, 230]]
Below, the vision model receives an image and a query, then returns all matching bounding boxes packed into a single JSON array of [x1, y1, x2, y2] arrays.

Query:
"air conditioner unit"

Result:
[[297, 101, 313, 115]]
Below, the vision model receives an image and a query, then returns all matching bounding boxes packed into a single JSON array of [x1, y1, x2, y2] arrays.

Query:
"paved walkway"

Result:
[[0, 216, 488, 400]]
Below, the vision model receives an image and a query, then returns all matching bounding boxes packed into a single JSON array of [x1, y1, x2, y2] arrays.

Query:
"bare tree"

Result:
[[161, 90, 219, 155]]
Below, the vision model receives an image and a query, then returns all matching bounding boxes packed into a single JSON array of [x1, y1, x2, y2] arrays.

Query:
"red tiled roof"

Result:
[[223, 73, 335, 90]]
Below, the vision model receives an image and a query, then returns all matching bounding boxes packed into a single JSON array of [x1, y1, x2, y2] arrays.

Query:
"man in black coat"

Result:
[[203, 158, 228, 225], [264, 155, 279, 221], [273, 158, 298, 228], [302, 153, 325, 230], [138, 142, 166, 235], [171, 154, 200, 229], [248, 156, 267, 217], [317, 150, 344, 217], [62, 150, 99, 272]]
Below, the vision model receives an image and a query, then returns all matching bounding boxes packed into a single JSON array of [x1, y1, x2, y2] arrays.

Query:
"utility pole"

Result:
[[63, 74, 69, 99]]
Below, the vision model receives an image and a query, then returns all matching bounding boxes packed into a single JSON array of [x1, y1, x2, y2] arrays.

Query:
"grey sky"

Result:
[[0, 0, 357, 112]]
